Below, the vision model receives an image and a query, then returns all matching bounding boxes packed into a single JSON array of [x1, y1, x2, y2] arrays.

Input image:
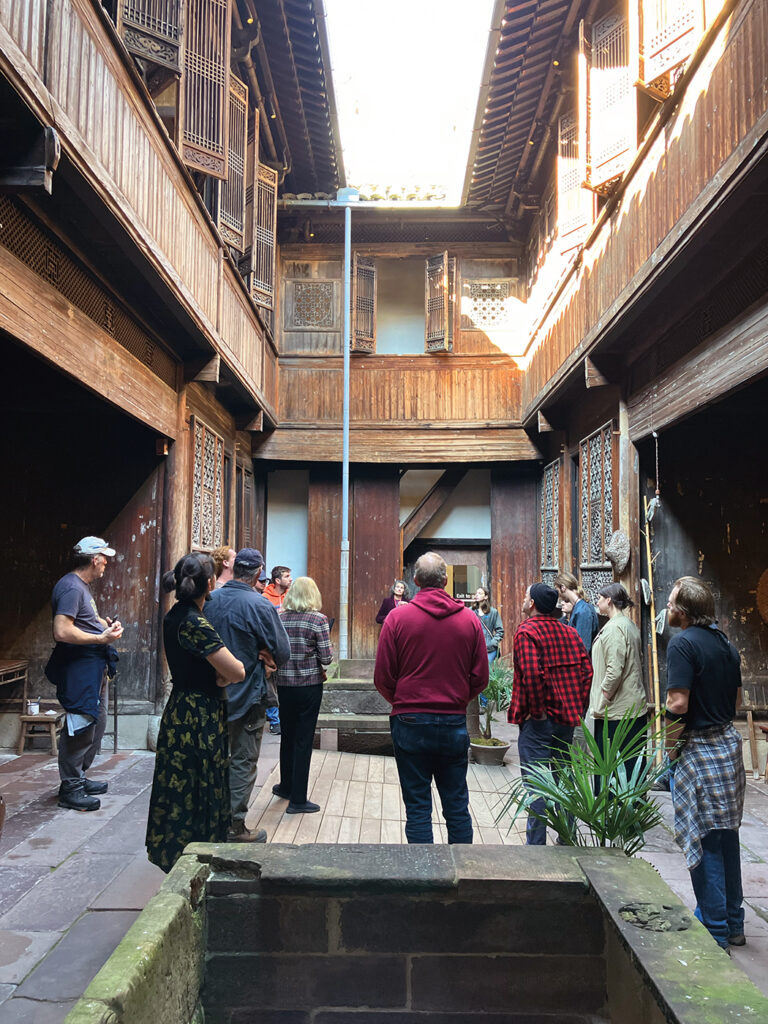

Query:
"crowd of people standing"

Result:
[[47, 535, 746, 954]]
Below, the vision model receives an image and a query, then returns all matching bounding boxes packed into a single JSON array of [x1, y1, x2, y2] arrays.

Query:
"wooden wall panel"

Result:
[[307, 468, 342, 645], [523, 0, 768, 416], [491, 469, 539, 642], [351, 469, 400, 659]]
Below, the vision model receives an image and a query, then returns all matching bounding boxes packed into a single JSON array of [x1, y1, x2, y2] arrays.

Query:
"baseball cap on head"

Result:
[[74, 537, 116, 557], [258, 568, 268, 582], [234, 548, 264, 571]]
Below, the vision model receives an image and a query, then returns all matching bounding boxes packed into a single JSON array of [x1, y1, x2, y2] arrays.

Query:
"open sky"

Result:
[[323, 0, 497, 205]]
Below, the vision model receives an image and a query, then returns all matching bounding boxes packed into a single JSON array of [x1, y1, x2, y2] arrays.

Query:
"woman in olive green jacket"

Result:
[[589, 583, 647, 786]]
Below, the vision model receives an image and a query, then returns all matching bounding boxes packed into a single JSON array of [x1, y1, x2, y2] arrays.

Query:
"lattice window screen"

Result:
[[251, 163, 278, 331], [191, 418, 225, 551], [351, 254, 376, 352], [578, 422, 616, 602], [461, 278, 515, 331], [218, 74, 248, 253], [641, 0, 700, 94], [539, 458, 561, 587], [425, 252, 455, 352], [583, 14, 636, 192], [557, 113, 590, 253], [120, 0, 182, 72], [182, 0, 231, 180]]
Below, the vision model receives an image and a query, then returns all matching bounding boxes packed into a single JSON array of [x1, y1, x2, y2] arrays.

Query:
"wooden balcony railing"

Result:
[[0, 0, 277, 419], [522, 0, 767, 418]]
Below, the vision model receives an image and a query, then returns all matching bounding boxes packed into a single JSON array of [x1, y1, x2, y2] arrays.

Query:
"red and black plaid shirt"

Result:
[[509, 615, 593, 726]]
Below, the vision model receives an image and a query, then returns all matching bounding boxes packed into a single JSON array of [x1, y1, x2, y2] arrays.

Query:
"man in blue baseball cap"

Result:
[[46, 537, 123, 811], [207, 548, 290, 841]]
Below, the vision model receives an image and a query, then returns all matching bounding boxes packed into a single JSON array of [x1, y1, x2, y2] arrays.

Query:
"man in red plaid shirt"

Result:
[[509, 583, 593, 844]]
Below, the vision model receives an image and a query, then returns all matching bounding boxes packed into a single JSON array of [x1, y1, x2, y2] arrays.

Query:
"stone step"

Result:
[[321, 687, 391, 715], [314, 713, 392, 755], [324, 678, 378, 690], [337, 659, 375, 681]]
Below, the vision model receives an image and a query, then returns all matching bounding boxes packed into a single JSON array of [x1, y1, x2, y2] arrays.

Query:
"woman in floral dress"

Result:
[[146, 553, 244, 872]]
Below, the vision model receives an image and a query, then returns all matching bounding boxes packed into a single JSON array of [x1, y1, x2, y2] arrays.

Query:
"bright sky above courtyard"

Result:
[[323, 0, 496, 205]]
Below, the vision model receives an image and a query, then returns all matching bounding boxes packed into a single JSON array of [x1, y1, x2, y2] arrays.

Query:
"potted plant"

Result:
[[469, 656, 513, 766], [494, 711, 665, 853]]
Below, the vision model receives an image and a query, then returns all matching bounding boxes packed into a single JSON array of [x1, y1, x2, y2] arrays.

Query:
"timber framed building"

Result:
[[0, 0, 766, 744]]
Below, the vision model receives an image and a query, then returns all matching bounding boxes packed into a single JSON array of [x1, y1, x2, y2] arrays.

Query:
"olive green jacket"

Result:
[[588, 612, 647, 720]]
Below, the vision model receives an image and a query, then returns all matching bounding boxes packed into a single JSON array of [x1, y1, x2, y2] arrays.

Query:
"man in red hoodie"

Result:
[[374, 552, 488, 844]]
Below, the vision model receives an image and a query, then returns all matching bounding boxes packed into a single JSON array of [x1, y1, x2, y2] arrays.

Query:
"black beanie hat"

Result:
[[530, 583, 560, 616]]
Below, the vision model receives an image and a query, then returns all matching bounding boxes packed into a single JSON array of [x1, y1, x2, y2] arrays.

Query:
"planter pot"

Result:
[[470, 740, 511, 766]]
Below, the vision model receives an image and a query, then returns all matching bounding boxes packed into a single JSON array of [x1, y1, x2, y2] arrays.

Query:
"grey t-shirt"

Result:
[[51, 573, 102, 636]]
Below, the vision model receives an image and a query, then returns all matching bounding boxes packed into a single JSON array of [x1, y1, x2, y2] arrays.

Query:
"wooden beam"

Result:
[[236, 410, 263, 432], [584, 357, 610, 388], [189, 354, 220, 383], [537, 411, 554, 432], [0, 244, 178, 438], [401, 470, 467, 551], [0, 126, 60, 196]]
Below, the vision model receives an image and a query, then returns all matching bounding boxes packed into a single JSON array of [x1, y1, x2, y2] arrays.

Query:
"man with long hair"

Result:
[[665, 576, 745, 951]]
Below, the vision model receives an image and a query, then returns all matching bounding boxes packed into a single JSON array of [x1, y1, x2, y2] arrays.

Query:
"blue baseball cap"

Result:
[[234, 548, 264, 571]]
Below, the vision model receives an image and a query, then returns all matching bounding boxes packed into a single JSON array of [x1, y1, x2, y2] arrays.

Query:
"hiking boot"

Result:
[[84, 779, 108, 795], [269, 723, 281, 735], [227, 825, 267, 843], [729, 933, 746, 947], [58, 784, 100, 812]]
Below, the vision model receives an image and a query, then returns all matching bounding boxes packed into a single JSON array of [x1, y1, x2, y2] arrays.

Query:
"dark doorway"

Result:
[[404, 542, 490, 605]]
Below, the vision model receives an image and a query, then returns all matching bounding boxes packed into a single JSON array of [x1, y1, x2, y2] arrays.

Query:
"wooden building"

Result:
[[0, 0, 766, 744]]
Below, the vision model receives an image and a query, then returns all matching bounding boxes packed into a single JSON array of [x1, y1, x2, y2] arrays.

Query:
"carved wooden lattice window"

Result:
[[351, 254, 376, 353], [425, 252, 456, 352], [578, 422, 617, 602], [119, 0, 182, 74], [182, 0, 231, 180], [251, 164, 278, 330], [191, 418, 225, 551], [557, 113, 590, 254], [293, 282, 337, 328], [540, 458, 561, 587], [580, 15, 636, 194], [218, 74, 248, 254], [461, 279, 515, 331], [641, 0, 700, 97]]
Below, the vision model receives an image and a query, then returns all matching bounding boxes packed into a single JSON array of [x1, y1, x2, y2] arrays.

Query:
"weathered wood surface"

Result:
[[278, 356, 524, 424], [628, 300, 768, 439], [352, 471, 400, 658], [252, 426, 541, 463], [0, 0, 276, 416], [0, 244, 179, 438], [307, 468, 343, 640], [248, 751, 525, 845], [523, 0, 768, 417], [491, 470, 539, 637]]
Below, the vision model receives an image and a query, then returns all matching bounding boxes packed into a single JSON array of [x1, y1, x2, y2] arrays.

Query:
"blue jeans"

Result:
[[266, 706, 280, 726], [517, 717, 574, 845], [689, 829, 745, 949], [390, 713, 473, 845]]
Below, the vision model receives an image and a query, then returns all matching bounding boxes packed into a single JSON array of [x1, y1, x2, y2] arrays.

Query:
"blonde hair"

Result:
[[282, 576, 322, 613], [554, 570, 586, 601], [212, 544, 234, 578]]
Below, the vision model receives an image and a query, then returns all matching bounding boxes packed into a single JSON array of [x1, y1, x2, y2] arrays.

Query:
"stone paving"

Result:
[[0, 723, 766, 1022]]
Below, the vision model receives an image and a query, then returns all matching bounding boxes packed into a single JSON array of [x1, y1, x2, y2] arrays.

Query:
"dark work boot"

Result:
[[58, 783, 100, 812], [83, 778, 108, 795]]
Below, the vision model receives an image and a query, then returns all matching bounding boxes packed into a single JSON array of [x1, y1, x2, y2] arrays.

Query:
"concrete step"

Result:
[[314, 713, 392, 755], [324, 678, 375, 689], [337, 659, 375, 681], [321, 687, 391, 715]]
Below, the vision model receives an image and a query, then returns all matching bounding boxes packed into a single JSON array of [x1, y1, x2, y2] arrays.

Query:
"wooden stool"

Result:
[[17, 712, 64, 756]]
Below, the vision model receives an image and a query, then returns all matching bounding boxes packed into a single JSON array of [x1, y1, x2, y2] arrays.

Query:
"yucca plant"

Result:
[[495, 711, 665, 855]]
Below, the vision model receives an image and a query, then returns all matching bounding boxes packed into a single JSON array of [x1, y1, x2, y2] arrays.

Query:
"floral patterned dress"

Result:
[[145, 600, 231, 872]]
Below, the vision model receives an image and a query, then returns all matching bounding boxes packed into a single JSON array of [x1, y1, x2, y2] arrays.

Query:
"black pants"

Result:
[[276, 684, 323, 804]]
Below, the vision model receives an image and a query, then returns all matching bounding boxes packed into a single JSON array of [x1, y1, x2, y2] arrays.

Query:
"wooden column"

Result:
[[307, 467, 342, 643], [618, 400, 641, 613], [351, 468, 400, 659], [491, 468, 539, 639]]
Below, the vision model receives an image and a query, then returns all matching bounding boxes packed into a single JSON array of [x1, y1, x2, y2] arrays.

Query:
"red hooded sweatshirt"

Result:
[[374, 587, 489, 715]]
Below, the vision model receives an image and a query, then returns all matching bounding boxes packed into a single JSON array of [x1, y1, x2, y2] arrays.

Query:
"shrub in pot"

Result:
[[470, 656, 513, 764]]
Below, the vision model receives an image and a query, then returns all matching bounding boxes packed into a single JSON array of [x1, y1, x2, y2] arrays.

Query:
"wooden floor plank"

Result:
[[325, 778, 350, 816], [359, 817, 382, 843], [381, 818, 403, 844], [294, 812, 323, 843], [343, 779, 367, 818], [338, 816, 362, 842], [363, 781, 383, 818], [316, 813, 342, 842], [335, 753, 356, 781], [381, 782, 403, 821], [367, 756, 386, 783], [351, 755, 369, 781], [383, 758, 400, 785]]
